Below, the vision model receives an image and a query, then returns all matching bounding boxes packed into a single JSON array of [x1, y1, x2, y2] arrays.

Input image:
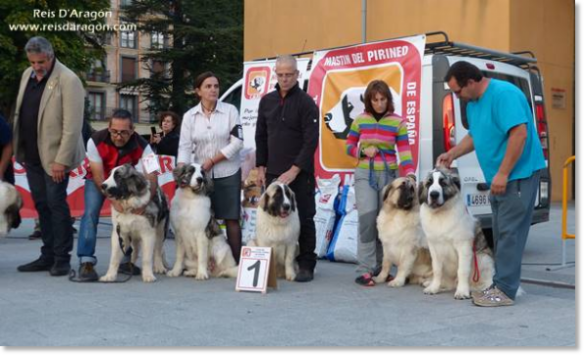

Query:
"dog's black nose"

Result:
[[282, 203, 291, 211], [430, 191, 440, 200]]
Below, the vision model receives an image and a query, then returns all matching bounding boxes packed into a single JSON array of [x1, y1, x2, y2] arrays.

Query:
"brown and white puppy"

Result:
[[248, 181, 300, 281], [166, 163, 238, 280], [99, 164, 169, 283], [0, 182, 22, 238], [374, 177, 432, 287], [419, 167, 494, 299]]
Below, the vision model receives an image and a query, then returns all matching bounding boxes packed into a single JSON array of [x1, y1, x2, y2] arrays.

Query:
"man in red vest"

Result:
[[75, 109, 157, 282]]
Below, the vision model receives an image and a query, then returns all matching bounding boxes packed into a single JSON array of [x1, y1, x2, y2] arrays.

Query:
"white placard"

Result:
[[236, 246, 275, 294], [142, 154, 161, 174]]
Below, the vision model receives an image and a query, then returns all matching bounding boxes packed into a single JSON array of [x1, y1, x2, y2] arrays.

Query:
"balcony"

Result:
[[86, 70, 111, 83]]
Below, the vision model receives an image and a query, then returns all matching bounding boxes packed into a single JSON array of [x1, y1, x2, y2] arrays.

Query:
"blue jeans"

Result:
[[490, 171, 540, 300], [77, 180, 106, 265], [25, 163, 73, 263]]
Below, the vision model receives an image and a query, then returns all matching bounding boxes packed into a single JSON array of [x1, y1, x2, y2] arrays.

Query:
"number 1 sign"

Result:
[[236, 246, 277, 294]]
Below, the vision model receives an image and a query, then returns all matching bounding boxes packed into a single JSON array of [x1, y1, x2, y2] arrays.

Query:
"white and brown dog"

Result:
[[99, 164, 169, 283], [419, 167, 494, 299], [0, 181, 22, 238], [167, 163, 238, 280], [248, 181, 299, 281], [374, 177, 432, 287]]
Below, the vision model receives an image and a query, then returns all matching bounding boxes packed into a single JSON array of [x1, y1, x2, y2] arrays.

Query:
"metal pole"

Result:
[[362, 0, 367, 43]]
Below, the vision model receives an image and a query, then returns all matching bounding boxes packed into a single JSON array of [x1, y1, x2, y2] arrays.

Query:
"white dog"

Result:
[[166, 163, 238, 280], [99, 164, 169, 283], [248, 181, 299, 281], [374, 177, 432, 287], [419, 167, 494, 299], [0, 181, 22, 238]]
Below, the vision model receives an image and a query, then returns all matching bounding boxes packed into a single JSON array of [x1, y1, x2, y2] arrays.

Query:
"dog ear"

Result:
[[418, 181, 427, 204], [172, 165, 185, 183], [126, 172, 147, 194], [450, 173, 461, 191], [382, 183, 393, 203], [6, 203, 22, 230], [286, 186, 297, 212]]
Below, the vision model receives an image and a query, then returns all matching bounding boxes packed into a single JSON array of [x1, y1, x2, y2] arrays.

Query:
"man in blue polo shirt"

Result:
[[437, 61, 546, 307]]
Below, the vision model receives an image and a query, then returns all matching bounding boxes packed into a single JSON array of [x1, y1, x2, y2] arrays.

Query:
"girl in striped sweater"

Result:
[[345, 80, 416, 286]]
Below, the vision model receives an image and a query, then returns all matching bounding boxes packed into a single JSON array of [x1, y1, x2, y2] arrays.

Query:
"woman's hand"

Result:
[[363, 146, 379, 158], [202, 158, 215, 172], [150, 134, 161, 144]]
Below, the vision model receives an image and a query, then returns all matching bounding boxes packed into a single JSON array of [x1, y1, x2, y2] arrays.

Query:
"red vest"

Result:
[[86, 129, 148, 180]]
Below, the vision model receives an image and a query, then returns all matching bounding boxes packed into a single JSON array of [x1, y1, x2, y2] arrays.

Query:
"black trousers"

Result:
[[266, 171, 317, 271], [25, 163, 74, 263]]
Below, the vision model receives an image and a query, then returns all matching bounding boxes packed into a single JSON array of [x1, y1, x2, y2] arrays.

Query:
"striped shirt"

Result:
[[178, 101, 243, 178], [345, 112, 415, 173]]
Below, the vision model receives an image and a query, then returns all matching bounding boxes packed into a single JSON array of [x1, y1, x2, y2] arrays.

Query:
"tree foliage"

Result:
[[121, 0, 243, 116]]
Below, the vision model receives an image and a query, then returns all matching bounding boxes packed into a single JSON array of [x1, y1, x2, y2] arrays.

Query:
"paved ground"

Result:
[[0, 203, 576, 346]]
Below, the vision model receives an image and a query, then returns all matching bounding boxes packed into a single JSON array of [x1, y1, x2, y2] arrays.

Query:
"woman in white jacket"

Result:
[[177, 72, 244, 263]]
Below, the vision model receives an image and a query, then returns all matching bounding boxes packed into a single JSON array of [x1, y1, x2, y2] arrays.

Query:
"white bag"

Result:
[[314, 174, 341, 258], [327, 183, 358, 263]]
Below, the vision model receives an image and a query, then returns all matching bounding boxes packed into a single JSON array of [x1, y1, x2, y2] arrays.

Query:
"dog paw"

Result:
[[154, 265, 167, 275], [184, 269, 197, 277], [388, 279, 405, 288], [142, 273, 157, 283], [166, 269, 182, 277], [454, 290, 471, 300], [373, 275, 387, 284], [286, 272, 296, 281], [195, 271, 209, 280], [423, 285, 440, 295], [99, 274, 117, 282]]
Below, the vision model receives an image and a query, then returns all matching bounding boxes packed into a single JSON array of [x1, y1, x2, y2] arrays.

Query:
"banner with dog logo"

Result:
[[14, 156, 177, 219], [238, 58, 311, 179], [307, 35, 426, 179]]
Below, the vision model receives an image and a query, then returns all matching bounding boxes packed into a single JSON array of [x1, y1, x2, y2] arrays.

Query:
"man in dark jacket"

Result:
[[255, 55, 319, 282]]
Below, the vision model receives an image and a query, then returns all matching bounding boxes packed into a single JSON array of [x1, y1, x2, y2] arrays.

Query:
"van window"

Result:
[[221, 85, 242, 109], [459, 71, 532, 129]]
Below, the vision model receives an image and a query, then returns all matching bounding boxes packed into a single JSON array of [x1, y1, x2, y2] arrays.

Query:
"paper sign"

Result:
[[142, 154, 161, 174], [236, 246, 277, 294]]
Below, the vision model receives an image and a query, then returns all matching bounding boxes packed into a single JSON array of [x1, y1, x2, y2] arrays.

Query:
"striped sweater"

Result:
[[345, 112, 415, 173]]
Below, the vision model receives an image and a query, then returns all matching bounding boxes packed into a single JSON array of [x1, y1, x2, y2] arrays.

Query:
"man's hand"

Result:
[[491, 172, 508, 196], [363, 146, 379, 158], [436, 150, 455, 168], [51, 163, 67, 183], [277, 166, 301, 185], [256, 166, 266, 188]]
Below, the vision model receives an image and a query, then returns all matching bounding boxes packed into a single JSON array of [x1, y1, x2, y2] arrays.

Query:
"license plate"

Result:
[[467, 193, 489, 207]]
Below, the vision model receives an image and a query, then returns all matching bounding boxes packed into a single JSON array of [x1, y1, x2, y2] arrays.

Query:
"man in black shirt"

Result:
[[255, 55, 319, 282]]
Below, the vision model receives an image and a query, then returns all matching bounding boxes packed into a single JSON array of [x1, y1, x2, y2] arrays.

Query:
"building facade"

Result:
[[243, 0, 574, 201]]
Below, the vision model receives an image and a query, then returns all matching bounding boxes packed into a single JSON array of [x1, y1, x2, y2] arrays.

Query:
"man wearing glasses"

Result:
[[74, 109, 157, 282], [255, 55, 319, 282]]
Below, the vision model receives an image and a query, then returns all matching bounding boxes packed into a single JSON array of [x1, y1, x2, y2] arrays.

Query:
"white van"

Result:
[[221, 32, 551, 246]]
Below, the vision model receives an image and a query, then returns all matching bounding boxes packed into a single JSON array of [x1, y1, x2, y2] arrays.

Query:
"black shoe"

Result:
[[17, 258, 53, 272], [118, 263, 141, 276], [50, 261, 71, 276], [294, 269, 314, 283], [28, 230, 42, 240], [77, 262, 99, 282]]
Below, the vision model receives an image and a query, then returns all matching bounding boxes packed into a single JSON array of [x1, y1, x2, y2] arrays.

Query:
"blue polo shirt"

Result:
[[466, 79, 545, 185]]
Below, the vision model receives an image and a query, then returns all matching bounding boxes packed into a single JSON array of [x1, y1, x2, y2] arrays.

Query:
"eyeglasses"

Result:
[[276, 72, 297, 79], [108, 129, 132, 137]]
